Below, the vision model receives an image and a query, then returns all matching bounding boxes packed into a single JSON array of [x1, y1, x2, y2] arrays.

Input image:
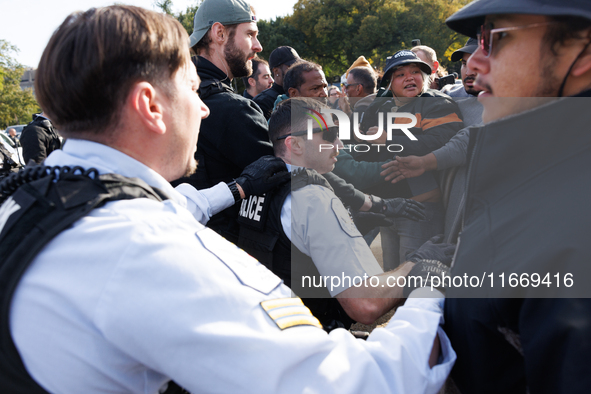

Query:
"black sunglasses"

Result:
[[276, 126, 339, 143]]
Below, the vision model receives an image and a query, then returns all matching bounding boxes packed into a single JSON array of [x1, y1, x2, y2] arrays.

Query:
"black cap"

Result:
[[447, 0, 591, 38], [382, 50, 432, 85], [451, 37, 479, 62], [269, 46, 300, 70]]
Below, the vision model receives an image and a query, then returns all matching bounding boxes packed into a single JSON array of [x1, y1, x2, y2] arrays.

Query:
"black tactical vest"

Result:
[[0, 166, 184, 393], [237, 168, 355, 331]]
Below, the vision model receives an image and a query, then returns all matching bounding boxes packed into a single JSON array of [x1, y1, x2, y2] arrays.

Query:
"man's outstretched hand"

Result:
[[235, 156, 290, 198], [381, 154, 436, 184]]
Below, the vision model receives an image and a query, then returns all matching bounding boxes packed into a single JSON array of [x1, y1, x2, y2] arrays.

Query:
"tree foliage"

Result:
[[156, 0, 472, 80], [0, 40, 40, 129], [282, 0, 472, 78], [155, 0, 199, 35], [258, 17, 310, 62]]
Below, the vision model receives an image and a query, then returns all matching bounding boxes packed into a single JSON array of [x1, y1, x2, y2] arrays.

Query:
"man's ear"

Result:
[[285, 135, 303, 156], [128, 81, 166, 135], [288, 87, 300, 97], [248, 77, 256, 88], [211, 22, 227, 44], [571, 38, 591, 78], [432, 60, 439, 74]]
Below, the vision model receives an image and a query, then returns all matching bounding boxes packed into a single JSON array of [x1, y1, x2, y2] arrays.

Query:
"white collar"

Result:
[[45, 139, 185, 206]]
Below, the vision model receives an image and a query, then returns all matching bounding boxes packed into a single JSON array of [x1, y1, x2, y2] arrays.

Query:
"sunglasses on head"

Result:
[[477, 21, 558, 57], [276, 126, 339, 143]]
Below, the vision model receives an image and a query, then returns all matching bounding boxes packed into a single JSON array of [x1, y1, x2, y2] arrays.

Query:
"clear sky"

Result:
[[0, 0, 297, 68]]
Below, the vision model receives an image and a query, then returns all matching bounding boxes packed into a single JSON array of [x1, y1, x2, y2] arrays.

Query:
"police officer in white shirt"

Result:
[[2, 5, 455, 393]]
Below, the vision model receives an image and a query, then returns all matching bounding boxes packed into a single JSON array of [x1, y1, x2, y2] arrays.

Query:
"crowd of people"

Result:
[[0, 0, 590, 392]]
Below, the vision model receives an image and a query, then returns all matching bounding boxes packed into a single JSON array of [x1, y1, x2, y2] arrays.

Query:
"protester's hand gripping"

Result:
[[403, 235, 457, 297], [403, 260, 450, 297], [235, 156, 290, 198], [369, 195, 427, 221], [405, 235, 456, 265]]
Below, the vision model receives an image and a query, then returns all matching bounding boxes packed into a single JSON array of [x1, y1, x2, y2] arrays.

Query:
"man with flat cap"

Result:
[[253, 46, 300, 119], [444, 0, 591, 392]]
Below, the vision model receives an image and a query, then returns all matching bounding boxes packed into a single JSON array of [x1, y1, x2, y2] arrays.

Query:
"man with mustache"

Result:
[[444, 0, 591, 392], [284, 61, 329, 99], [441, 38, 481, 99], [173, 0, 273, 243], [269, 60, 329, 110]]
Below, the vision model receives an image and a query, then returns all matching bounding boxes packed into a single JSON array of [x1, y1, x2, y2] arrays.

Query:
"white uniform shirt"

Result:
[[9, 140, 455, 393]]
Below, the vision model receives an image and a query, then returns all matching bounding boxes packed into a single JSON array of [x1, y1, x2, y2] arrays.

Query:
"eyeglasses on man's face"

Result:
[[341, 82, 361, 89], [477, 21, 558, 58]]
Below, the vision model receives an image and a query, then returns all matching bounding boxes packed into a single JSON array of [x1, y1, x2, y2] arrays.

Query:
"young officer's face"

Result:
[[300, 131, 343, 174]]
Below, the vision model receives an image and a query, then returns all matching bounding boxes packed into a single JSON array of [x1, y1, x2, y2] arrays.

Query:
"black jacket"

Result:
[[253, 82, 284, 120], [173, 58, 364, 240], [8, 136, 18, 146], [175, 56, 274, 242], [357, 89, 463, 198], [20, 114, 61, 164], [445, 91, 591, 393]]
